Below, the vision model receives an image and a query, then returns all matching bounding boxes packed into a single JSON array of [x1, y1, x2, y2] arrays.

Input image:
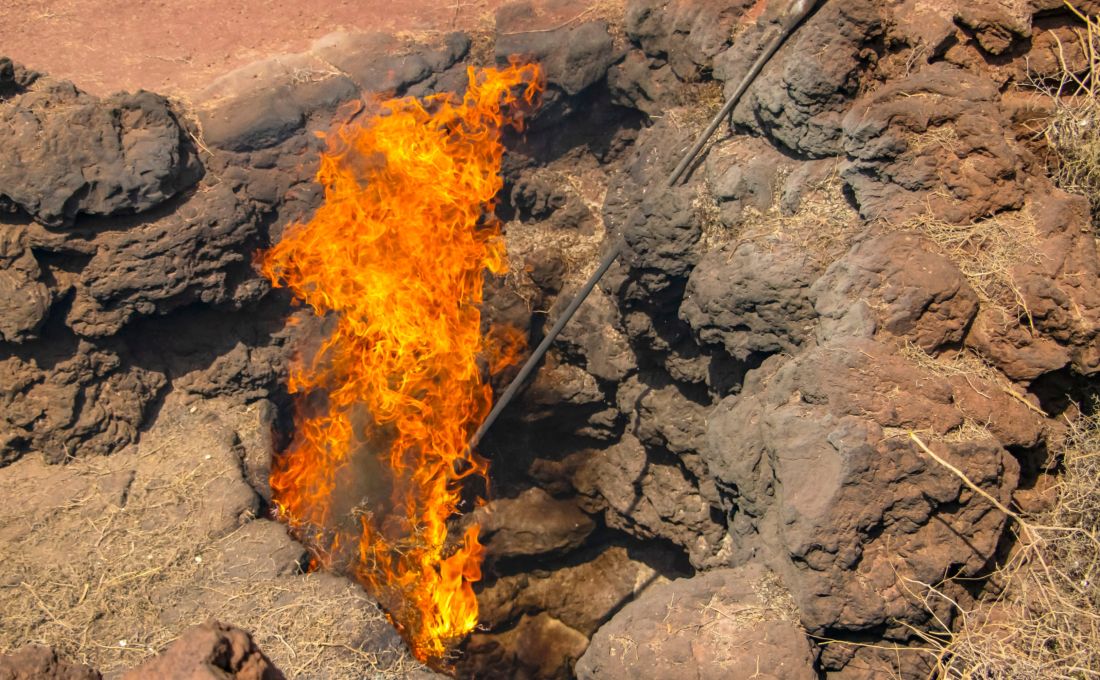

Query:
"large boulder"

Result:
[[495, 9, 616, 98], [469, 486, 596, 562], [681, 241, 818, 359], [0, 79, 201, 226], [61, 183, 263, 337], [717, 0, 884, 157], [573, 434, 729, 568], [704, 339, 1025, 655], [842, 63, 1025, 223], [576, 565, 816, 680], [812, 231, 980, 351], [964, 190, 1100, 380]]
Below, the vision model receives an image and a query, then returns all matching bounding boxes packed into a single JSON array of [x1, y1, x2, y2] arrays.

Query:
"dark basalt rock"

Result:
[[495, 12, 617, 98], [705, 339, 1021, 640], [680, 241, 818, 360], [717, 0, 884, 158], [0, 81, 201, 226]]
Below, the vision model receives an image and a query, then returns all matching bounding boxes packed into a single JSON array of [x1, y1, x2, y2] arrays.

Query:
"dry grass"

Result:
[[503, 160, 610, 303], [700, 165, 863, 267], [905, 411, 1100, 679], [896, 208, 1041, 326], [1030, 3, 1100, 233], [0, 396, 418, 679]]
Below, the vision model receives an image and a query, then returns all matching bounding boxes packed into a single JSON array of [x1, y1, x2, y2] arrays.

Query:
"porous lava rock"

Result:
[[965, 190, 1100, 381], [0, 645, 100, 680], [0, 225, 52, 343], [705, 339, 1022, 644], [495, 6, 616, 109], [681, 240, 819, 359], [6, 1, 1100, 677], [0, 80, 201, 227], [575, 564, 816, 680], [0, 340, 166, 465], [625, 0, 759, 81], [464, 613, 588, 680], [812, 231, 980, 351], [718, 0, 884, 157], [573, 433, 728, 568], [471, 486, 596, 562], [119, 621, 284, 680], [842, 63, 1025, 224]]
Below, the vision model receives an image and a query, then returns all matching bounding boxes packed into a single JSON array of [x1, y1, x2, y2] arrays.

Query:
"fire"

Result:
[[259, 63, 542, 661]]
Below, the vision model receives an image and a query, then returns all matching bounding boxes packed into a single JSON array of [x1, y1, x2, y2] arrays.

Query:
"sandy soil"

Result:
[[0, 0, 594, 96]]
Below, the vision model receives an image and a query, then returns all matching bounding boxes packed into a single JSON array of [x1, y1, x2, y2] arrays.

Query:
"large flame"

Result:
[[259, 63, 542, 661]]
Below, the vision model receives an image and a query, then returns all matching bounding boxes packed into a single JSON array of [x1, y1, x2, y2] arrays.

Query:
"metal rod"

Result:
[[470, 0, 820, 449]]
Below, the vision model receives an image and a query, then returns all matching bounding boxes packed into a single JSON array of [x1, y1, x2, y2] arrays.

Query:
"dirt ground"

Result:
[[0, 0, 595, 96]]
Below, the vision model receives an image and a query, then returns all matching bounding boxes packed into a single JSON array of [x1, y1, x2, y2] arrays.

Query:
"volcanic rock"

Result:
[[717, 0, 884, 157], [964, 190, 1100, 380], [842, 63, 1024, 224], [64, 182, 263, 337], [0, 645, 100, 680], [0, 225, 52, 343], [554, 286, 636, 383], [471, 486, 596, 561], [0, 81, 201, 226], [681, 241, 818, 359], [477, 544, 665, 636], [196, 31, 470, 153], [313, 31, 468, 95], [576, 564, 816, 680], [606, 50, 681, 117], [705, 139, 786, 223], [1, 339, 166, 465], [812, 231, 980, 351], [705, 339, 1020, 640], [495, 11, 616, 99], [464, 613, 588, 680], [119, 621, 284, 680], [573, 433, 728, 568], [624, 0, 759, 81]]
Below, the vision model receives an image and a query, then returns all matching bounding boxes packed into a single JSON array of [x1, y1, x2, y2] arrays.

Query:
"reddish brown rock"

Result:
[[469, 486, 595, 562], [813, 232, 980, 351], [965, 190, 1100, 381], [477, 544, 664, 636], [120, 621, 283, 680], [576, 565, 816, 680], [463, 613, 588, 680], [0, 645, 100, 680], [705, 339, 1020, 649], [843, 63, 1025, 224]]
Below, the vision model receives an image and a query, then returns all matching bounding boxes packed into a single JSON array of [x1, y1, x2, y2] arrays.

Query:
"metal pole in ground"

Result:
[[470, 0, 822, 449]]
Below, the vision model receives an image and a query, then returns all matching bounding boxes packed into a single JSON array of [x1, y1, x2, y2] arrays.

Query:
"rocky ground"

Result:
[[2, 0, 1099, 678]]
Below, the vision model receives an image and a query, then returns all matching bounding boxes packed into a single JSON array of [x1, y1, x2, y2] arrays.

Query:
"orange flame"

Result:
[[259, 63, 542, 661]]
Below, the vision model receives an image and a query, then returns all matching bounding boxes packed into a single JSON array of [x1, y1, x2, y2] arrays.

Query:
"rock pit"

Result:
[[2, 0, 1099, 678]]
